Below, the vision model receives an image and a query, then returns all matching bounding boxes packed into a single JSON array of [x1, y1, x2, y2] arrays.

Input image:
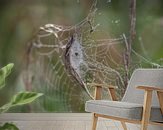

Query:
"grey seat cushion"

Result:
[[85, 100, 163, 123]]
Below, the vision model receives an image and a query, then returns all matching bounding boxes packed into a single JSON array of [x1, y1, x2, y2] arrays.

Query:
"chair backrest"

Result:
[[122, 69, 163, 107]]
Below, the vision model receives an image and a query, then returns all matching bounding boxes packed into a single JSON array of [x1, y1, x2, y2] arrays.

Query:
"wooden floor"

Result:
[[0, 113, 131, 130]]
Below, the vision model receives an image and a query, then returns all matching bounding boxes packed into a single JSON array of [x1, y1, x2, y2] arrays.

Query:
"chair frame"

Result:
[[88, 83, 163, 130]]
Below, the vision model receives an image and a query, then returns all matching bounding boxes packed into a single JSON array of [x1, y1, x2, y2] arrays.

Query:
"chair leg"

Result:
[[141, 90, 152, 130], [141, 123, 148, 130], [92, 113, 98, 130], [121, 121, 127, 130]]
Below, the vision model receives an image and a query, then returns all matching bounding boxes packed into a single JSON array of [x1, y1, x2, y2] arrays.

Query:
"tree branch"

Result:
[[123, 0, 136, 91]]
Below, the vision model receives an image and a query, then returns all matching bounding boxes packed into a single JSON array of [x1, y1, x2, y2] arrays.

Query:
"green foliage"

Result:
[[0, 123, 19, 130], [0, 64, 43, 129], [0, 92, 43, 113], [0, 63, 14, 89], [11, 92, 43, 106]]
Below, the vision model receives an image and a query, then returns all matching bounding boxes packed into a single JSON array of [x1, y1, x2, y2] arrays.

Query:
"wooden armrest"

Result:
[[137, 86, 163, 92], [140, 86, 163, 125], [137, 86, 163, 122], [87, 83, 118, 89], [87, 82, 118, 101]]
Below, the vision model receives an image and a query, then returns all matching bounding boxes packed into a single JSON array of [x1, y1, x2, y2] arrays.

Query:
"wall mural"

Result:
[[23, 1, 162, 112]]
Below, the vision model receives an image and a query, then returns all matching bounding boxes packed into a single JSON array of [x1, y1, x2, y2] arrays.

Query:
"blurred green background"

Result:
[[0, 0, 162, 112]]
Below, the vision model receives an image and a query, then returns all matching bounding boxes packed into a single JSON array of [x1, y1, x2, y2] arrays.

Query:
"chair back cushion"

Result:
[[122, 69, 163, 107]]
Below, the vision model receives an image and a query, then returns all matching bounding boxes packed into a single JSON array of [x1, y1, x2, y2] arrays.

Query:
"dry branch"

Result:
[[123, 0, 136, 91]]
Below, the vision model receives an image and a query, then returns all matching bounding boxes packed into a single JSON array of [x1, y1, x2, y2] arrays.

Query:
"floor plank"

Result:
[[0, 113, 122, 130]]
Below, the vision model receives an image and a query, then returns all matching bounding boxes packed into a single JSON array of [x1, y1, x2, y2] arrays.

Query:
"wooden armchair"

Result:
[[85, 69, 163, 130]]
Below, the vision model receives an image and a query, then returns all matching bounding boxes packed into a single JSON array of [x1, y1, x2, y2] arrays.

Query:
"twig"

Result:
[[123, 0, 136, 92], [129, 0, 136, 45]]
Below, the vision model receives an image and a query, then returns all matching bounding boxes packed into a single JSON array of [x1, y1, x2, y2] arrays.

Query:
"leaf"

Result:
[[0, 103, 11, 113], [0, 63, 14, 89], [0, 92, 43, 113], [11, 91, 43, 106], [0, 123, 19, 130]]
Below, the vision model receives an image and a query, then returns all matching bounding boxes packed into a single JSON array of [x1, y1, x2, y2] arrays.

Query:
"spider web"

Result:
[[24, 1, 162, 112]]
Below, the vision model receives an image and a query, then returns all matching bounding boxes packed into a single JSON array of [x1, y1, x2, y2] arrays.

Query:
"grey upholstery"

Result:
[[85, 100, 163, 122], [122, 69, 163, 106], [85, 69, 163, 123]]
